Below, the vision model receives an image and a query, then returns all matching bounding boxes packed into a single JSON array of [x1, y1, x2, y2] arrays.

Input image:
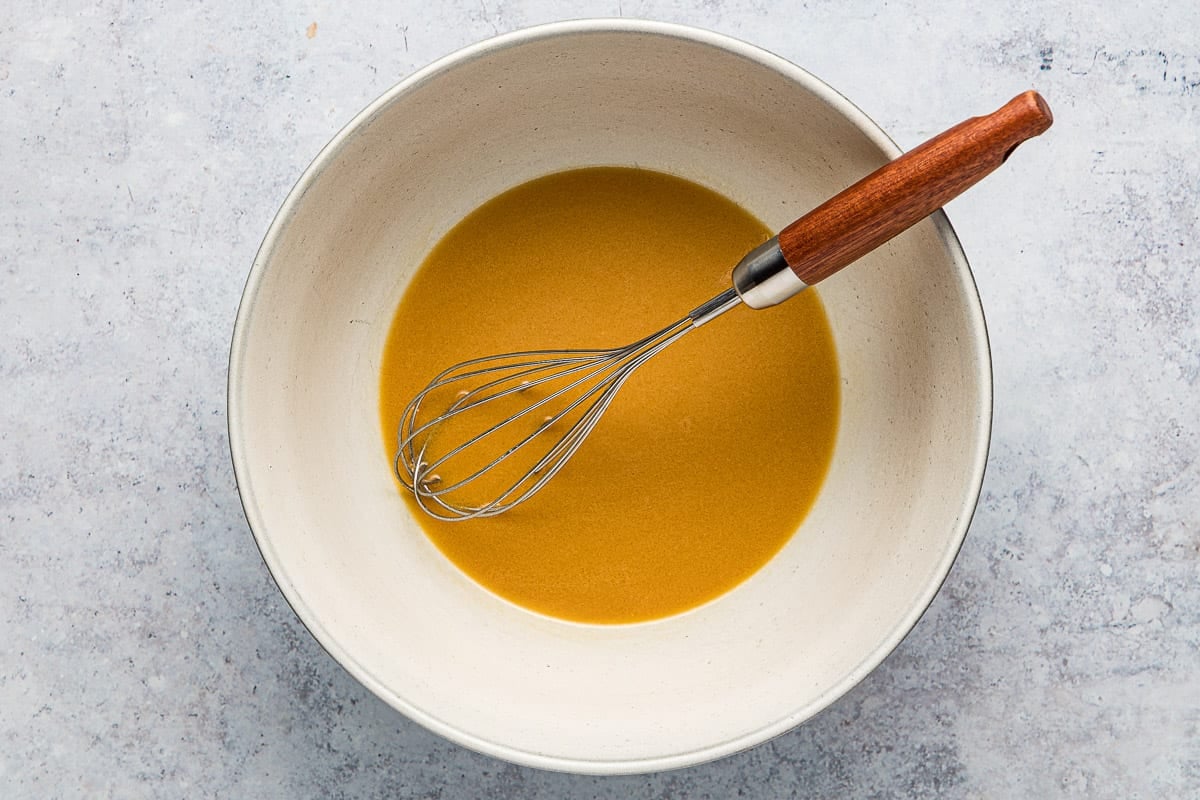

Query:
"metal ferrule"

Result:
[[731, 237, 808, 309]]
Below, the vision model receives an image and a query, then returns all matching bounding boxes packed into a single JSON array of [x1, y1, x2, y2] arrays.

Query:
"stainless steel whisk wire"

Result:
[[394, 288, 742, 521]]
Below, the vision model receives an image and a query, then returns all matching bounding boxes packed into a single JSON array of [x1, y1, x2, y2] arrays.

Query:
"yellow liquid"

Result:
[[380, 168, 839, 624]]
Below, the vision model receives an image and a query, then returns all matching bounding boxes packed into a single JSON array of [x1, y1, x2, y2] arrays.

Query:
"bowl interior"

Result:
[[230, 22, 989, 773]]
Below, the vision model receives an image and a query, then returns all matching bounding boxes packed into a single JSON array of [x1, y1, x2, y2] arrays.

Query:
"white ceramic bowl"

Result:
[[229, 20, 990, 773]]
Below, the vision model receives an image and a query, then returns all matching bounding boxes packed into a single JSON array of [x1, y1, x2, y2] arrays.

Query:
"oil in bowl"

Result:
[[379, 167, 839, 624]]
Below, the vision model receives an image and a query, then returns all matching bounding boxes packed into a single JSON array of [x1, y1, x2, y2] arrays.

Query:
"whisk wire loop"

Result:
[[393, 310, 708, 521]]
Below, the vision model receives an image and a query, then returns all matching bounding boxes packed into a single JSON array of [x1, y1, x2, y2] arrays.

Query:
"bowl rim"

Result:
[[228, 17, 992, 774]]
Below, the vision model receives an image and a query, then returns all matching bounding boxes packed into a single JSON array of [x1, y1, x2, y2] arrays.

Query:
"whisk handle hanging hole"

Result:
[[777, 90, 1053, 286]]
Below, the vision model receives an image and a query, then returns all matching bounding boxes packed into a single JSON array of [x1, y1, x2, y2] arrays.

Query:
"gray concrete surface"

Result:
[[2, 1, 1197, 796]]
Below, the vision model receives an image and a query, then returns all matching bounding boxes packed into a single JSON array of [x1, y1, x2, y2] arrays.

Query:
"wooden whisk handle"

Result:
[[779, 90, 1053, 285]]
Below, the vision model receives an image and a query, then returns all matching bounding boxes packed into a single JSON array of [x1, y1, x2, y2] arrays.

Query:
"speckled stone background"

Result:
[[2, 1, 1197, 796]]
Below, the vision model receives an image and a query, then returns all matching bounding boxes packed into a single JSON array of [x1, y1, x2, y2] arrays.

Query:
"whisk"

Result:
[[395, 91, 1052, 520]]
